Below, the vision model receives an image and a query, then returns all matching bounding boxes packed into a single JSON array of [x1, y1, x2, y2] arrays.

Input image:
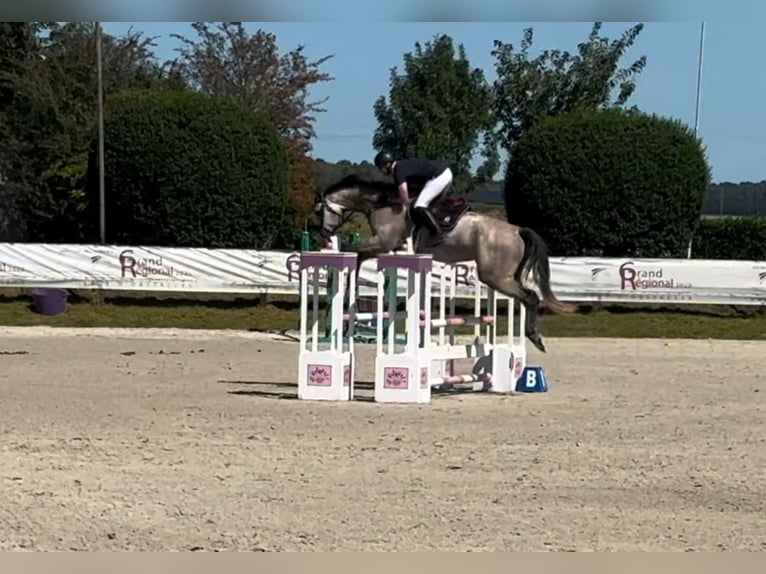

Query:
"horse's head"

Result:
[[310, 174, 401, 245], [310, 175, 361, 242]]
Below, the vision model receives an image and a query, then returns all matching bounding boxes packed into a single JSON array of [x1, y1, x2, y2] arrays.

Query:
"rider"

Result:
[[373, 150, 453, 245]]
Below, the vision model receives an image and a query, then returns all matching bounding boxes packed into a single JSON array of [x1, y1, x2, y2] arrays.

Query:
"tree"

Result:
[[274, 138, 319, 248], [0, 22, 50, 238], [167, 22, 335, 247], [692, 217, 766, 261], [505, 107, 711, 258], [0, 22, 166, 242], [0, 22, 50, 108], [372, 34, 493, 193], [479, 22, 647, 181], [85, 89, 289, 248], [703, 180, 766, 217], [168, 22, 334, 154]]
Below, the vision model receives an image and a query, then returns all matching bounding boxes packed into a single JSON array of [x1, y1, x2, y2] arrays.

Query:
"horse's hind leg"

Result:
[[478, 274, 546, 353]]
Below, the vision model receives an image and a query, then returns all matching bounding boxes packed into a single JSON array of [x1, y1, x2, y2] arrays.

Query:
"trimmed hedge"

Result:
[[504, 107, 712, 258], [86, 89, 289, 248], [692, 216, 766, 260]]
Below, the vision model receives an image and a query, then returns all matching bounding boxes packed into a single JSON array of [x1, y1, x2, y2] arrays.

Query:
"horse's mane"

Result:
[[322, 174, 397, 196]]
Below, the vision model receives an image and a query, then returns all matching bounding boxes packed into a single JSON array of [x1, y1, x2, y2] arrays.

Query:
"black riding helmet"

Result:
[[374, 150, 394, 167]]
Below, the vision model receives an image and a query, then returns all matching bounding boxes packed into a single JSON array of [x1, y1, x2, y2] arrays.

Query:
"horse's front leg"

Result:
[[338, 234, 402, 303], [333, 236, 391, 337], [351, 235, 396, 284]]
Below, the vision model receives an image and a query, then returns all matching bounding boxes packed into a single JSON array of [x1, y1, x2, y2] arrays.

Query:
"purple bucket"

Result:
[[31, 288, 69, 316]]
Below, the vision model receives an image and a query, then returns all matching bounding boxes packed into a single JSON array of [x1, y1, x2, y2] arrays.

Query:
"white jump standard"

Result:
[[373, 253, 435, 403], [297, 251, 358, 401]]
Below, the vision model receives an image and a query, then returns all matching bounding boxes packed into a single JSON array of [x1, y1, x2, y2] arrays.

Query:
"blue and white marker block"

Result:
[[515, 365, 549, 393]]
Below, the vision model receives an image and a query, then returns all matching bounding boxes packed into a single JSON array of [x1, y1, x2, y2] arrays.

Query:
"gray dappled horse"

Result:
[[311, 174, 574, 353]]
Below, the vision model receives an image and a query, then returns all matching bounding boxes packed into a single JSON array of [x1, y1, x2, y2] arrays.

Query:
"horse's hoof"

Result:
[[530, 335, 547, 353]]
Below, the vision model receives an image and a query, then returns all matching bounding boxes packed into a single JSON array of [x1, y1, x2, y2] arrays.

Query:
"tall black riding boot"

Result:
[[413, 206, 445, 247]]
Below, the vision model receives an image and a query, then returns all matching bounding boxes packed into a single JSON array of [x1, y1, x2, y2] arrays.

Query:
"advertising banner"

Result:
[[1, 243, 764, 305]]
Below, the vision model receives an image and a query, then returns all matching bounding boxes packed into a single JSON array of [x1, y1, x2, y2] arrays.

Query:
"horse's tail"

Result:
[[517, 227, 576, 314]]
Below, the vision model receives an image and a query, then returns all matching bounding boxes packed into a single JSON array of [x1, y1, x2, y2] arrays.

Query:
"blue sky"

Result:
[[102, 21, 764, 185]]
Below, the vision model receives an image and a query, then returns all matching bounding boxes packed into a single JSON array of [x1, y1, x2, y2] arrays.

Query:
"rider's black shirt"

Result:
[[392, 158, 450, 190]]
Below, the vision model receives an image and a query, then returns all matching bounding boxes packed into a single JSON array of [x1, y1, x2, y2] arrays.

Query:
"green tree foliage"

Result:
[[372, 34, 493, 192], [505, 107, 711, 258], [0, 22, 166, 241], [167, 22, 335, 247], [86, 89, 289, 248], [479, 22, 647, 181], [703, 181, 766, 216], [168, 22, 334, 154], [0, 22, 49, 238], [0, 22, 51, 107], [692, 217, 766, 260]]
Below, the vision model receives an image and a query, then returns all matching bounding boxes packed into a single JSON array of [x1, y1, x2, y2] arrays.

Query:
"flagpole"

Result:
[[693, 21, 705, 137], [96, 21, 105, 244], [688, 21, 706, 259]]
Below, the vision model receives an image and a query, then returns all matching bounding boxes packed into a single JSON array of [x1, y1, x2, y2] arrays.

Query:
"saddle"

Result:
[[426, 194, 472, 233]]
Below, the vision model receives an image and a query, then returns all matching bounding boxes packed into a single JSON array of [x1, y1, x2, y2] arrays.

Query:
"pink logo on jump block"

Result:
[[508, 352, 524, 380], [307, 364, 332, 387], [384, 367, 409, 390], [513, 357, 524, 379]]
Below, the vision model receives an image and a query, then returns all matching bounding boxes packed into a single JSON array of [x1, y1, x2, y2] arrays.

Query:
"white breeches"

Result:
[[413, 167, 453, 208]]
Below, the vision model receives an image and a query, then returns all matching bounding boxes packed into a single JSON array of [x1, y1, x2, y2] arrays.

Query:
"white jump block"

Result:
[[298, 349, 353, 401], [488, 343, 527, 393], [511, 344, 527, 388], [374, 352, 431, 404]]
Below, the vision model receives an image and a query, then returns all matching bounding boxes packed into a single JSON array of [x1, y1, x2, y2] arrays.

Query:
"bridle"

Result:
[[314, 196, 355, 238]]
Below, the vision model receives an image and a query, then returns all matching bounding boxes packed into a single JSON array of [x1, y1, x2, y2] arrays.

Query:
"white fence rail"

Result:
[[0, 242, 765, 306]]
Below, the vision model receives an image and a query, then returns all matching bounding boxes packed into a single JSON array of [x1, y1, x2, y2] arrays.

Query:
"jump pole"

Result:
[[429, 263, 527, 393], [429, 271, 527, 394]]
